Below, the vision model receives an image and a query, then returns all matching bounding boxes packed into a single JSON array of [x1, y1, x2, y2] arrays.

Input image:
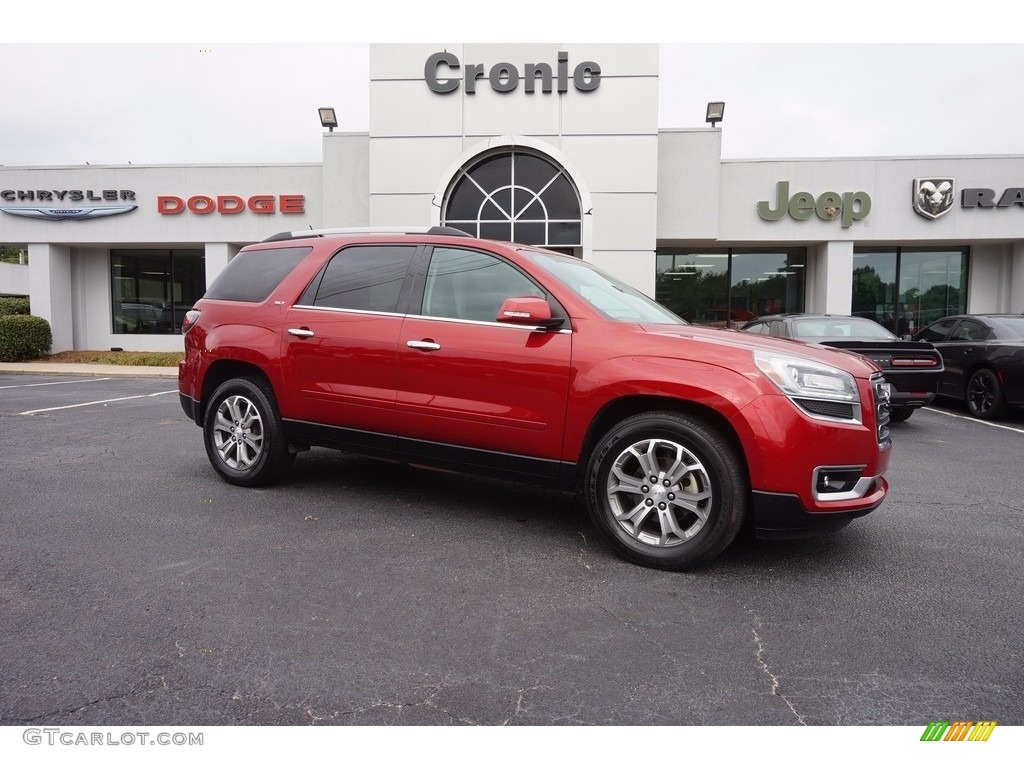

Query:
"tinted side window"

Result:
[[743, 322, 768, 335], [421, 247, 544, 322], [917, 317, 959, 342], [205, 247, 311, 302], [952, 319, 991, 342], [313, 245, 416, 313]]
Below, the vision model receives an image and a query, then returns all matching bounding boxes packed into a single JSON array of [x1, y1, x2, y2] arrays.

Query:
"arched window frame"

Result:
[[441, 149, 583, 248]]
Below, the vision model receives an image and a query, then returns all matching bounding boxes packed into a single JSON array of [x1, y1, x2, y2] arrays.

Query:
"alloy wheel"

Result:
[[605, 438, 713, 547], [212, 394, 265, 470]]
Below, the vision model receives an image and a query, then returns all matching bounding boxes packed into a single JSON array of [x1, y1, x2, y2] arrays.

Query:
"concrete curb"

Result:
[[0, 362, 178, 378]]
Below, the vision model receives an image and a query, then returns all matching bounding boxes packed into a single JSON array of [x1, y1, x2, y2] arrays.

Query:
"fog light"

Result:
[[815, 468, 862, 496]]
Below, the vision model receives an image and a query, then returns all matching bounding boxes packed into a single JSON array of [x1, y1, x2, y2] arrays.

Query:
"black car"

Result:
[[740, 314, 944, 422], [915, 314, 1024, 419]]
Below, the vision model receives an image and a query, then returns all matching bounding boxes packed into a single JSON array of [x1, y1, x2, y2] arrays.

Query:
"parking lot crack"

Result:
[[577, 529, 592, 570], [335, 683, 480, 725], [14, 687, 148, 724], [751, 615, 807, 726], [501, 681, 544, 726], [601, 607, 682, 667]]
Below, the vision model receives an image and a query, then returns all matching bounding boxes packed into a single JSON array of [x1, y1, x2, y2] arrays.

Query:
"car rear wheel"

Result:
[[888, 406, 914, 422], [204, 377, 295, 486], [966, 368, 1006, 420], [584, 412, 748, 571]]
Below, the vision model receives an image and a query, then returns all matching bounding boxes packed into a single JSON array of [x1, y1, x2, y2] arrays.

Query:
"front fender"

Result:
[[563, 354, 768, 462]]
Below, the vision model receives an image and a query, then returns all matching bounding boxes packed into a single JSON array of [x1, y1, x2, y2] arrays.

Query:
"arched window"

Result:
[[442, 150, 582, 248]]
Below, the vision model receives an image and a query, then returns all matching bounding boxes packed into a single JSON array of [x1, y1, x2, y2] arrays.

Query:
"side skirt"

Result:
[[282, 418, 578, 490]]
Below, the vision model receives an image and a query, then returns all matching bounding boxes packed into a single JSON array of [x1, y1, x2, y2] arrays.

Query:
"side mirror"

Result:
[[496, 297, 564, 330], [901, 334, 913, 341]]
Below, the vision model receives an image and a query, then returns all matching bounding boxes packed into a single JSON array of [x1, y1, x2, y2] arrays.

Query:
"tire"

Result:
[[203, 376, 295, 486], [584, 411, 748, 571], [966, 368, 1006, 420], [888, 406, 914, 423]]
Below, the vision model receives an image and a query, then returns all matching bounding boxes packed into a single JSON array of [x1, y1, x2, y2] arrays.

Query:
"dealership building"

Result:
[[1, 43, 1023, 353]]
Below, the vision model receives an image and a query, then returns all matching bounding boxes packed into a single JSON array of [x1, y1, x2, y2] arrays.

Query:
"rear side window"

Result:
[[205, 247, 311, 302], [303, 245, 417, 313], [952, 319, 991, 342]]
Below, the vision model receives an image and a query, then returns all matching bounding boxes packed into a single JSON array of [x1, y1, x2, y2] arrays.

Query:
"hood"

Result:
[[639, 323, 884, 378]]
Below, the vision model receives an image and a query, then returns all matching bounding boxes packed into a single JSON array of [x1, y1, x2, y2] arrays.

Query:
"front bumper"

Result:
[[752, 476, 888, 539]]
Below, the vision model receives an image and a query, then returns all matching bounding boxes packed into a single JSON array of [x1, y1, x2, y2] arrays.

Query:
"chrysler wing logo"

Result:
[[913, 178, 955, 220], [0, 204, 138, 221]]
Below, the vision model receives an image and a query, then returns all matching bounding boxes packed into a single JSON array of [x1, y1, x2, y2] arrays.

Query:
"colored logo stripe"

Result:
[[920, 720, 996, 742], [968, 721, 997, 741]]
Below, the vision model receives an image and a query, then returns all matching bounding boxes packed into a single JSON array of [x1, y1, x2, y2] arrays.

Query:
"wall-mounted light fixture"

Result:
[[705, 101, 725, 127], [318, 107, 338, 132]]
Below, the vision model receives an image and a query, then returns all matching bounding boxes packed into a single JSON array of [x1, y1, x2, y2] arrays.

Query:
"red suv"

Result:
[[179, 227, 892, 571]]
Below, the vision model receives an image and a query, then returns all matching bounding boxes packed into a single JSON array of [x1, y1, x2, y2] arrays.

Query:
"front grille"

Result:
[[794, 398, 856, 420], [872, 374, 892, 447]]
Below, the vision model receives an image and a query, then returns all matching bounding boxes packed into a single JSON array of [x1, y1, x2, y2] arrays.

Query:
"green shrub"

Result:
[[59, 351, 185, 366], [0, 315, 52, 361], [0, 297, 30, 316]]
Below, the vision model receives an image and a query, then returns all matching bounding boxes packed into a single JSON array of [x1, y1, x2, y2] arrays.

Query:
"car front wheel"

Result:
[[584, 412, 748, 571], [204, 377, 295, 486], [966, 368, 1006, 420]]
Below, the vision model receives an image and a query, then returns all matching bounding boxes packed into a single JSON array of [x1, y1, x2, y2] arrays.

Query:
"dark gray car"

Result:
[[915, 314, 1024, 419]]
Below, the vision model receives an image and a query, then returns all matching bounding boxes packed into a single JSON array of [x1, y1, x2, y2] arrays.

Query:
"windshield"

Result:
[[518, 248, 686, 325]]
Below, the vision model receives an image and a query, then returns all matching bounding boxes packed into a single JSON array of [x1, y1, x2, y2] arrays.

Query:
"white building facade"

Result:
[[1, 43, 1022, 352]]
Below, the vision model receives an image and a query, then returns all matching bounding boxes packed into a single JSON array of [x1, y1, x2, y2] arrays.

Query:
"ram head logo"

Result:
[[913, 177, 955, 220]]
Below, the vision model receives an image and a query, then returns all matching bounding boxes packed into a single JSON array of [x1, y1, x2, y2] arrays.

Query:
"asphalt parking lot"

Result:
[[0, 373, 1021, 726]]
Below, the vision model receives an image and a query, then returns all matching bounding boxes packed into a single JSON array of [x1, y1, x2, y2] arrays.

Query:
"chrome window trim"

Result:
[[291, 304, 573, 333], [409, 313, 573, 333], [292, 304, 405, 319]]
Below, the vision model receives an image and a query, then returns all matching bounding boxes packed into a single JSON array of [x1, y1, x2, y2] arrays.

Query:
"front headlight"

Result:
[[754, 350, 861, 422]]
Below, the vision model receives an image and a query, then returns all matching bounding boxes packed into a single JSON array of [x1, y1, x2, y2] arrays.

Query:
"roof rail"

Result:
[[261, 225, 472, 243]]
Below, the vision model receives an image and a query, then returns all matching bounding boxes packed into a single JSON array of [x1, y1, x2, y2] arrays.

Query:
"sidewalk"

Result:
[[0, 362, 178, 378]]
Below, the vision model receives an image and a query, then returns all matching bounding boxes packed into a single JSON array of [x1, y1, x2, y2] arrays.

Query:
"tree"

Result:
[[0, 245, 26, 264]]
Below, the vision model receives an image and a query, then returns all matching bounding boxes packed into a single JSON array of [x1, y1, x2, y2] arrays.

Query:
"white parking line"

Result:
[[19, 390, 179, 415], [0, 377, 113, 390], [924, 407, 1024, 435]]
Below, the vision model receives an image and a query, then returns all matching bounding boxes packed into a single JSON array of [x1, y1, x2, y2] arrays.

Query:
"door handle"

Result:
[[288, 328, 315, 338], [406, 340, 441, 351]]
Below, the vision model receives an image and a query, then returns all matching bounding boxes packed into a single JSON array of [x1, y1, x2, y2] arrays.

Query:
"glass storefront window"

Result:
[[655, 248, 805, 327], [852, 250, 898, 331], [852, 247, 967, 335], [900, 249, 968, 333], [111, 249, 204, 334]]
